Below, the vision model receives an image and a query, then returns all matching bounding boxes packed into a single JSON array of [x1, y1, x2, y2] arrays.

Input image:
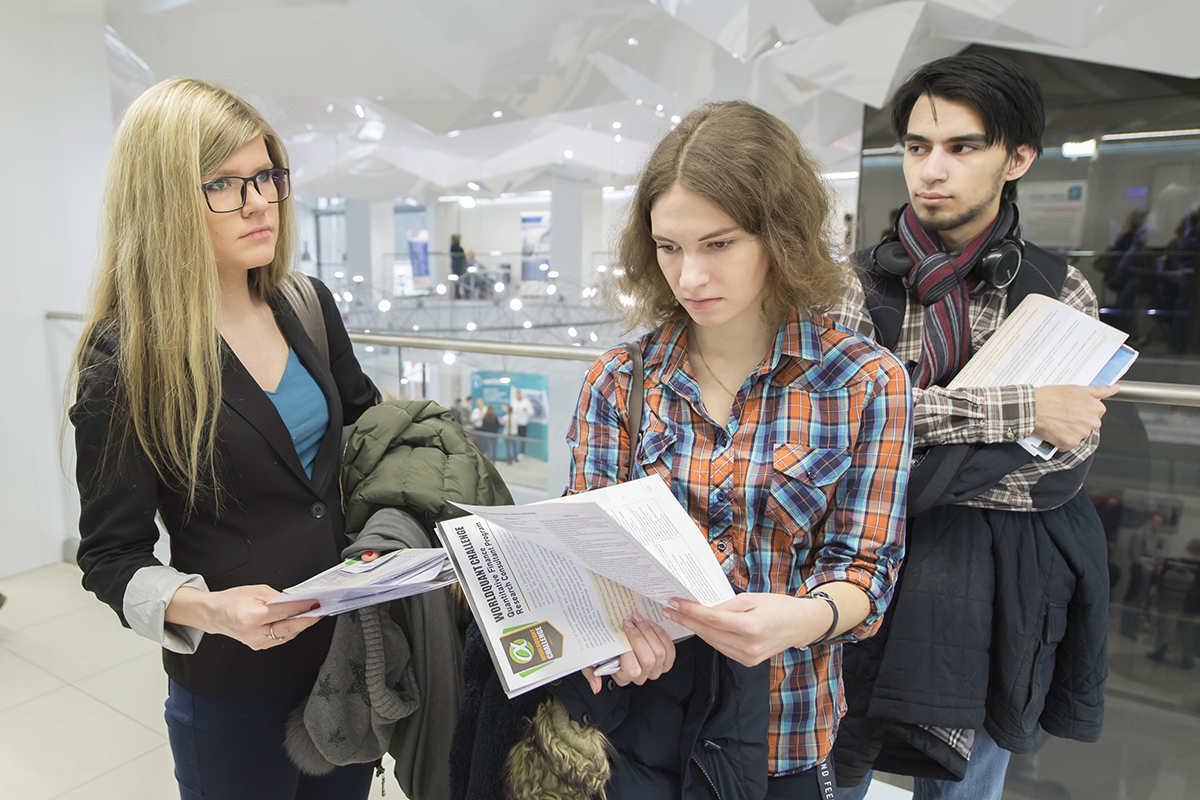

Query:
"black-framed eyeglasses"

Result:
[[201, 168, 291, 213]]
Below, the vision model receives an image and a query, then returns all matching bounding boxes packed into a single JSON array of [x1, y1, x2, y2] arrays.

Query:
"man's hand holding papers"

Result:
[[1032, 384, 1118, 450]]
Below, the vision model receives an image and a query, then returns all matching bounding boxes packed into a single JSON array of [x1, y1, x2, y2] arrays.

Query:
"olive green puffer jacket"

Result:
[[340, 399, 514, 533]]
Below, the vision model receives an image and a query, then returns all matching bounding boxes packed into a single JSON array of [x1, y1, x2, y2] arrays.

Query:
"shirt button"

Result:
[[310, 502, 327, 519], [1004, 429, 1016, 441], [717, 490, 729, 503], [717, 542, 727, 552]]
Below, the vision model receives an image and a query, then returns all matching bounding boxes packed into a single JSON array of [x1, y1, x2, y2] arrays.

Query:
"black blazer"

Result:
[[73, 277, 378, 694]]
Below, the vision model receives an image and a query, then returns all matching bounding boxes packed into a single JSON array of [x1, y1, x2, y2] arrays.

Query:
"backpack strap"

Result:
[[621, 342, 644, 483], [1006, 241, 1069, 313], [279, 273, 330, 368], [851, 248, 907, 351]]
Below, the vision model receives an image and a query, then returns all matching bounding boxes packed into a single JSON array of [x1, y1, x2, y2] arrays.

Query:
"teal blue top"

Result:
[[265, 348, 329, 478]]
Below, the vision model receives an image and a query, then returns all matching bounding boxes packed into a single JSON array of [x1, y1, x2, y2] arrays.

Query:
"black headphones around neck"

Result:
[[870, 205, 1025, 290]]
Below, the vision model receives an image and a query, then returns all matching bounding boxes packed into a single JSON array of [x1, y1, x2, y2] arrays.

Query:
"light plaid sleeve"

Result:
[[825, 268, 878, 339]]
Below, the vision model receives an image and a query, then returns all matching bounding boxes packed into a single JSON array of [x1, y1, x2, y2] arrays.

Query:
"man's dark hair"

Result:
[[890, 52, 1044, 202]]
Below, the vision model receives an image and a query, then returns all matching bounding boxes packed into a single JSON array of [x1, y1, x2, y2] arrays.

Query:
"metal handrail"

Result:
[[349, 330, 607, 362], [41, 311, 1200, 405]]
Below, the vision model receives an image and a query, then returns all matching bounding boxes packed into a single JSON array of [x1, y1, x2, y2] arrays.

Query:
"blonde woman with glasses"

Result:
[[69, 78, 379, 799]]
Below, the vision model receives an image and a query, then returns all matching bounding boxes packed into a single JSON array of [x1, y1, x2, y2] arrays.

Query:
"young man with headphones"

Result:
[[829, 53, 1116, 800]]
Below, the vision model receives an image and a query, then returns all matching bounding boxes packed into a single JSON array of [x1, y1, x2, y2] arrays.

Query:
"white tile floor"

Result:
[[0, 562, 913, 800], [0, 562, 399, 800]]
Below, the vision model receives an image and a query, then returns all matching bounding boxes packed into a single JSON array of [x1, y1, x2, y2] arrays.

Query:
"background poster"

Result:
[[1019, 180, 1089, 248], [520, 212, 551, 285], [407, 229, 430, 293], [470, 371, 549, 461]]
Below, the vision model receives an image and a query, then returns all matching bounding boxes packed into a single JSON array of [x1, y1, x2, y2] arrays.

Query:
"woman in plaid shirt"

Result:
[[566, 101, 912, 798]]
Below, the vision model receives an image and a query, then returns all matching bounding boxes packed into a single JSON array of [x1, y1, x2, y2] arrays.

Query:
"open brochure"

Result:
[[436, 475, 735, 698], [945, 293, 1138, 459], [267, 548, 458, 618]]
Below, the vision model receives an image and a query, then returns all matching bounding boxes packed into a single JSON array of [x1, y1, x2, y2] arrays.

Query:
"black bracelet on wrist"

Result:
[[806, 590, 839, 647]]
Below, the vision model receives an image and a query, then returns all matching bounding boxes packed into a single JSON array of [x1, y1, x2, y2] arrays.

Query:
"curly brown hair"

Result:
[[613, 100, 846, 332]]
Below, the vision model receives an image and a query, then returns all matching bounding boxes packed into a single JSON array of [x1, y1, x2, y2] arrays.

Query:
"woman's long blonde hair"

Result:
[[71, 77, 296, 511]]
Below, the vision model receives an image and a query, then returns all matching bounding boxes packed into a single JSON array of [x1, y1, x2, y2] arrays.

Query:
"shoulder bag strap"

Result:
[[280, 273, 330, 368], [621, 342, 644, 483]]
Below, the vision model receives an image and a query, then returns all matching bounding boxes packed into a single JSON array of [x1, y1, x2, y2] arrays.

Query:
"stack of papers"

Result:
[[946, 294, 1138, 459], [268, 548, 457, 617], [438, 476, 735, 697]]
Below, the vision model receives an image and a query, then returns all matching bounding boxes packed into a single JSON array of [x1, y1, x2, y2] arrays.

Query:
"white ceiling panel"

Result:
[[88, 0, 1199, 201]]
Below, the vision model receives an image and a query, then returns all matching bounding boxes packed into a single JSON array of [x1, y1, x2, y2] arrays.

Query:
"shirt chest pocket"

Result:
[[633, 424, 675, 484], [763, 443, 853, 540]]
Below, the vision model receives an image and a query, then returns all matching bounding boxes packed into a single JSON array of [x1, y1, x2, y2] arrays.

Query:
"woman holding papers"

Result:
[[564, 101, 912, 798], [69, 79, 379, 799]]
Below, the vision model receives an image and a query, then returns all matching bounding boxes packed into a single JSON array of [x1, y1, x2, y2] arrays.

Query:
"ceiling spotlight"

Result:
[[731, 52, 739, 59], [343, 291, 353, 302], [500, 375, 511, 384], [670, 115, 681, 124], [494, 282, 505, 293], [636, 99, 643, 105], [590, 332, 598, 342], [466, 322, 476, 331], [568, 327, 578, 337], [447, 130, 461, 137], [459, 196, 476, 208], [443, 352, 456, 364], [448, 274, 459, 281], [510, 298, 523, 311], [523, 320, 533, 329], [327, 103, 334, 113], [436, 284, 447, 295], [581, 288, 590, 298], [656, 104, 663, 112], [466, 266, 477, 273], [334, 271, 345, 278], [564, 150, 574, 159], [352, 275, 365, 282], [365, 345, 375, 352], [467, 181, 481, 191], [597, 264, 608, 272], [492, 110, 504, 118], [354, 104, 365, 118], [539, 263, 549, 271], [547, 284, 557, 295], [405, 198, 419, 206], [774, 41, 783, 48], [547, 271, 559, 278], [612, 122, 621, 129], [378, 299, 391, 312], [412, 325, 420, 331], [628, 37, 638, 46], [400, 378, 409, 385], [615, 135, 622, 143]]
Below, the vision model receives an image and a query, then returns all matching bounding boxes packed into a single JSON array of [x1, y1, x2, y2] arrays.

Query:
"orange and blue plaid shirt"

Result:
[[566, 310, 912, 774]]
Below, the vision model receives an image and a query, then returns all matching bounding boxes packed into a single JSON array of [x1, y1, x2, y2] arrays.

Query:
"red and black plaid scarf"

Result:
[[897, 201, 1015, 388]]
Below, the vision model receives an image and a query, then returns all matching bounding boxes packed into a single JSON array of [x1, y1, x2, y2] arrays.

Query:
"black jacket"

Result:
[[451, 623, 771, 800], [833, 446, 1109, 785], [73, 277, 378, 694]]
